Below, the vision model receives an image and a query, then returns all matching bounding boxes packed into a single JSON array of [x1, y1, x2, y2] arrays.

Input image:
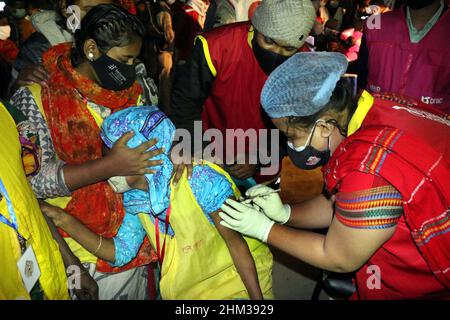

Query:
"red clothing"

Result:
[[324, 94, 450, 299], [201, 22, 277, 182], [364, 6, 450, 113], [0, 39, 19, 64], [118, 0, 137, 15], [41, 43, 155, 273], [173, 4, 204, 60], [335, 173, 403, 230]]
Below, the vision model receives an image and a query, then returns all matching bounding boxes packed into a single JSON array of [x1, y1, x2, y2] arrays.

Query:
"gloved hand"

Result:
[[245, 185, 291, 224], [219, 199, 275, 243]]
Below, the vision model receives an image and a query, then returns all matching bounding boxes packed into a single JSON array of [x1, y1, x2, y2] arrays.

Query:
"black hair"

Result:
[[28, 0, 58, 10], [71, 3, 146, 66], [287, 80, 357, 135], [4, 0, 26, 6]]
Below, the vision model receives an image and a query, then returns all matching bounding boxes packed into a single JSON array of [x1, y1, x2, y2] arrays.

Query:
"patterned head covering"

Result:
[[251, 0, 316, 48], [101, 106, 175, 218]]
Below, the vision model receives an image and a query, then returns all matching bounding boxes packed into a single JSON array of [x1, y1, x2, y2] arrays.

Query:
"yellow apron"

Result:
[[0, 101, 69, 300], [139, 162, 274, 300]]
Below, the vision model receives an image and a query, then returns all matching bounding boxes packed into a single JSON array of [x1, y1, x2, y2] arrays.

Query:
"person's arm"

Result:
[[266, 209, 398, 273], [11, 87, 70, 198], [188, 165, 263, 298], [40, 201, 116, 262], [40, 191, 148, 268], [220, 173, 404, 273], [10, 87, 164, 196], [170, 39, 215, 182], [62, 132, 162, 191], [246, 185, 334, 230], [156, 2, 175, 44], [267, 217, 397, 273], [211, 210, 263, 300], [39, 203, 98, 300], [170, 38, 215, 136], [287, 194, 335, 229]]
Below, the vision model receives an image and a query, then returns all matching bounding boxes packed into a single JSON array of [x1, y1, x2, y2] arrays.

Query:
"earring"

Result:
[[88, 52, 94, 61]]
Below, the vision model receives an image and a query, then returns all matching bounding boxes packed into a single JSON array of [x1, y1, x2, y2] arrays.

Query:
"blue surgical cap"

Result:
[[261, 52, 348, 118]]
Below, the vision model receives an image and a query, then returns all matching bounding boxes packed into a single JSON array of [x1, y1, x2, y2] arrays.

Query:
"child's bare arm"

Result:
[[39, 201, 116, 263], [211, 210, 264, 300]]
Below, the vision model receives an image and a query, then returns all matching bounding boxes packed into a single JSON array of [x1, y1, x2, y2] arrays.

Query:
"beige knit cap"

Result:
[[251, 0, 316, 48]]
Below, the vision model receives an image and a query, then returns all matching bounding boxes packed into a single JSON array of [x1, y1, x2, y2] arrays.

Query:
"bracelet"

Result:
[[93, 234, 103, 256]]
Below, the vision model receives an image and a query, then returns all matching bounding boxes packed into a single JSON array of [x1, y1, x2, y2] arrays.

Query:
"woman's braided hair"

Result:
[[71, 3, 145, 66]]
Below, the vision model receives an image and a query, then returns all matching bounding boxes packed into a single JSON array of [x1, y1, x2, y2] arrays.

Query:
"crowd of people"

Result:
[[0, 0, 448, 300]]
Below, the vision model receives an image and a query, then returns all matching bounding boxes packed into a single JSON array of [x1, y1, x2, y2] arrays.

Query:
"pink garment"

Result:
[[340, 28, 363, 62], [364, 6, 450, 113]]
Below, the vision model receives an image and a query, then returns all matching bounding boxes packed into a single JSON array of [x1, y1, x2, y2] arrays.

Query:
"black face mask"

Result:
[[90, 54, 136, 91], [406, 0, 434, 9], [252, 37, 291, 75], [286, 122, 332, 170], [287, 139, 331, 170]]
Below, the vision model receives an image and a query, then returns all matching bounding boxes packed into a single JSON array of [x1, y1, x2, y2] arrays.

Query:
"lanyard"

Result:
[[155, 206, 171, 267], [0, 179, 27, 253]]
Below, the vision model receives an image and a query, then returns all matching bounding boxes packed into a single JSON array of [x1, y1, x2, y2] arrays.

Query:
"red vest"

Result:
[[365, 6, 450, 114], [173, 4, 203, 61], [201, 22, 277, 181], [324, 95, 450, 299]]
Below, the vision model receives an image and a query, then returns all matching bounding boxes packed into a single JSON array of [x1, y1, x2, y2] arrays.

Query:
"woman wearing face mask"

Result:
[[220, 52, 450, 299], [10, 4, 164, 300]]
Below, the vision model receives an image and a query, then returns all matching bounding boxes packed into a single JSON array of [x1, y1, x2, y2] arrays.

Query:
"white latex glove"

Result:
[[219, 199, 275, 243], [245, 185, 291, 224]]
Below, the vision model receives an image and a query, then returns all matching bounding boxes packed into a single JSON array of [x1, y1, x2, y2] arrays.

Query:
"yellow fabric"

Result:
[[347, 90, 375, 137], [139, 162, 274, 300], [0, 102, 69, 300], [248, 25, 254, 48], [27, 84, 102, 265], [86, 104, 104, 128], [136, 94, 143, 106], [195, 35, 218, 77]]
